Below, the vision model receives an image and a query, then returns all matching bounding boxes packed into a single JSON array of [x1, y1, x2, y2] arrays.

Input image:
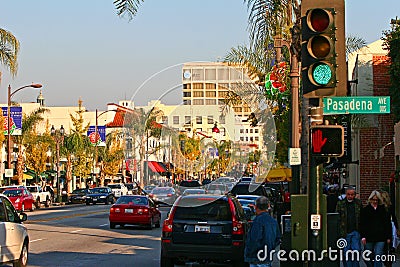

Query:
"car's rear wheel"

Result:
[[13, 241, 28, 267], [45, 197, 51, 207], [110, 222, 116, 229], [105, 198, 109, 205], [160, 256, 174, 267], [147, 218, 154, 230]]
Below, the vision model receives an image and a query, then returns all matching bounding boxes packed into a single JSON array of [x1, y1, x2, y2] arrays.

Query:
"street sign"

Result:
[[323, 96, 390, 114], [5, 169, 13, 178], [289, 148, 301, 165], [310, 214, 321, 230]]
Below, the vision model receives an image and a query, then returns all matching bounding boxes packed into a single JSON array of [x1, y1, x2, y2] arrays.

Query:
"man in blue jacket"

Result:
[[245, 196, 281, 267]]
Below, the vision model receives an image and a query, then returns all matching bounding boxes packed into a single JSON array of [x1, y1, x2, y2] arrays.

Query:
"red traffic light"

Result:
[[307, 8, 332, 32], [310, 125, 344, 157]]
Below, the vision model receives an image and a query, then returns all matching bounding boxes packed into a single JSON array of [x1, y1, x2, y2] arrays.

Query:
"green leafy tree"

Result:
[[383, 20, 400, 123], [63, 100, 91, 192], [123, 106, 163, 186]]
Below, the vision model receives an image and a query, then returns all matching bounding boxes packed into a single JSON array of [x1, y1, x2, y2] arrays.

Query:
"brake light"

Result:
[[138, 208, 149, 214], [162, 218, 173, 233], [229, 198, 244, 235], [167, 193, 172, 197]]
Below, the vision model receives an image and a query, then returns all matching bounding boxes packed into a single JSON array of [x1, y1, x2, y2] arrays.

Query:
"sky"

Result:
[[0, 0, 399, 111]]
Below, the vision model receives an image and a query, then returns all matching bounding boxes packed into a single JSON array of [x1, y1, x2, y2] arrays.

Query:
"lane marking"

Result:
[[30, 239, 43, 243], [71, 229, 82, 233], [99, 224, 108, 227]]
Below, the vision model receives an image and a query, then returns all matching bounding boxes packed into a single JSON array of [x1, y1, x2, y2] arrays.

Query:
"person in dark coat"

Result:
[[244, 196, 281, 267], [360, 190, 392, 267]]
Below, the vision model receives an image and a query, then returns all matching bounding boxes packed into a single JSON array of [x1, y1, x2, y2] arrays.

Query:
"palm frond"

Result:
[[113, 0, 144, 21], [0, 28, 20, 76]]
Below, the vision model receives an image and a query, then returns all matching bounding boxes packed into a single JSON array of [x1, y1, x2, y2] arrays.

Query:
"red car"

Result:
[[3, 188, 36, 212], [109, 195, 161, 229]]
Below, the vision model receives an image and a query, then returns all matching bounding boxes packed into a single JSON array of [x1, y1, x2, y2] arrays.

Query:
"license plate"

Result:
[[195, 225, 210, 233], [125, 209, 133, 213]]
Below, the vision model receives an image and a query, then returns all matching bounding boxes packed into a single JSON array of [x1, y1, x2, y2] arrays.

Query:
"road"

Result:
[[14, 204, 167, 267]]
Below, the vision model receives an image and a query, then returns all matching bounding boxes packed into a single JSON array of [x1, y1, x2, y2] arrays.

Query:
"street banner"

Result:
[[87, 126, 106, 147], [2, 106, 22, 135]]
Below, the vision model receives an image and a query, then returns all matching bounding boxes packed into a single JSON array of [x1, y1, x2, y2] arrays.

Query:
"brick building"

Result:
[[347, 40, 396, 203]]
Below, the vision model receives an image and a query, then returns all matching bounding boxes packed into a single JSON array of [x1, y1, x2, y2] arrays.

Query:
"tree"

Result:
[[63, 99, 91, 192], [14, 107, 48, 185], [0, 28, 19, 77], [383, 19, 400, 123], [113, 0, 143, 21], [98, 131, 124, 186], [123, 106, 163, 186]]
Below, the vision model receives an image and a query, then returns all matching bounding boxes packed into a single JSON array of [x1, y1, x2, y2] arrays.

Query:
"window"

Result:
[[196, 116, 202, 124], [193, 91, 204, 97], [0, 198, 5, 222], [208, 116, 214, 124], [240, 129, 244, 133], [193, 99, 204, 105], [205, 83, 216, 89], [206, 91, 216, 97], [205, 69, 216, 80], [240, 137, 244, 141], [192, 69, 204, 80], [183, 83, 191, 89], [193, 83, 203, 89], [218, 83, 229, 89], [250, 129, 253, 133], [183, 92, 191, 97], [173, 116, 179, 124], [162, 116, 168, 124], [255, 137, 259, 141], [4, 198, 18, 223], [183, 100, 191, 105], [205, 99, 216, 105], [255, 129, 259, 133], [219, 116, 225, 124], [185, 116, 191, 124]]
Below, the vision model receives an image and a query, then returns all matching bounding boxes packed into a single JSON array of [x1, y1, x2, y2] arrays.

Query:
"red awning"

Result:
[[147, 161, 166, 173]]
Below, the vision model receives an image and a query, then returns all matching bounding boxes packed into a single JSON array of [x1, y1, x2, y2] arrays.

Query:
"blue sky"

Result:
[[0, 1, 398, 111]]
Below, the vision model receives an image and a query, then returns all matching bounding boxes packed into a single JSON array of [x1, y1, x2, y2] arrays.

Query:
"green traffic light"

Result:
[[312, 63, 332, 85]]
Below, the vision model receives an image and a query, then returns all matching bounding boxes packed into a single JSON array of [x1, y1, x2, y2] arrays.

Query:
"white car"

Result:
[[0, 193, 29, 267], [107, 183, 128, 198]]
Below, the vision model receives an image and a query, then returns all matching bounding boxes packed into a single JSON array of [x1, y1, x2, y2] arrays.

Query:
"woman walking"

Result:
[[360, 190, 392, 267]]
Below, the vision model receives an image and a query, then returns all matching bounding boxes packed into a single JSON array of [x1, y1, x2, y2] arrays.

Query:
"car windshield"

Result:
[[91, 188, 108, 194], [230, 183, 265, 195], [108, 184, 121, 189], [72, 189, 87, 194], [27, 186, 39, 192], [4, 189, 23, 197], [125, 184, 135, 190], [116, 196, 148, 205], [151, 187, 173, 194], [174, 198, 231, 221]]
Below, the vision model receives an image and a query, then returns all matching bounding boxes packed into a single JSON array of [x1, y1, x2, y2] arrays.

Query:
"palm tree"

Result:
[[113, 0, 143, 21], [14, 107, 48, 185], [0, 28, 19, 77]]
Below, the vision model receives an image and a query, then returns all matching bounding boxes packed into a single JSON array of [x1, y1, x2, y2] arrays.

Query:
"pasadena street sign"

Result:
[[323, 96, 390, 115]]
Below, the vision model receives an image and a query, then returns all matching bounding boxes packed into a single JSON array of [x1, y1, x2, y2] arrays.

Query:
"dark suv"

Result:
[[161, 194, 248, 267], [229, 181, 268, 197]]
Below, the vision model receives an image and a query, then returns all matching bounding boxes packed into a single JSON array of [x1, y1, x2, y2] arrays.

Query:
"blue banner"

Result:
[[87, 126, 106, 147], [2, 106, 22, 136]]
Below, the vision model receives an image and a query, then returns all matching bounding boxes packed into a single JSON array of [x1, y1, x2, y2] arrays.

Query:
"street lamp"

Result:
[[94, 109, 118, 185], [51, 125, 65, 203], [7, 83, 42, 178]]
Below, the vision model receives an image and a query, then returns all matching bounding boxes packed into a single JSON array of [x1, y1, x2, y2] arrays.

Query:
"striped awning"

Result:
[[147, 161, 166, 173]]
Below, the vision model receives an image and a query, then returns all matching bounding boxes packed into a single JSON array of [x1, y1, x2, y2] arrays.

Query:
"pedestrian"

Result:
[[326, 186, 338, 213], [244, 196, 281, 267], [360, 190, 392, 267], [336, 186, 363, 267], [380, 191, 398, 267]]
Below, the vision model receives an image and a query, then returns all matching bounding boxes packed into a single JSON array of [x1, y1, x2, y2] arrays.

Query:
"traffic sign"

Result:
[[323, 96, 390, 114], [310, 125, 344, 157]]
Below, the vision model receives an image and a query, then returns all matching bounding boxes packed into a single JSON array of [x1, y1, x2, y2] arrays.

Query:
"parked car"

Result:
[[161, 194, 248, 267], [3, 188, 36, 212], [229, 181, 268, 197], [0, 185, 25, 194], [182, 188, 206, 196], [26, 185, 52, 208], [214, 177, 237, 184], [0, 193, 29, 267], [179, 180, 202, 188], [68, 188, 91, 204], [85, 187, 115, 205], [149, 187, 177, 205], [109, 195, 161, 229], [107, 183, 128, 198]]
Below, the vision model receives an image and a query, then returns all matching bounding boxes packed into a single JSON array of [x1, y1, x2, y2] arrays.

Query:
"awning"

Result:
[[12, 173, 34, 180], [147, 161, 166, 173], [258, 167, 292, 183]]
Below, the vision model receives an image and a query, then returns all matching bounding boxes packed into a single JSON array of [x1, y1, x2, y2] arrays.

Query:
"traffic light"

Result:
[[301, 0, 346, 98], [310, 125, 344, 157]]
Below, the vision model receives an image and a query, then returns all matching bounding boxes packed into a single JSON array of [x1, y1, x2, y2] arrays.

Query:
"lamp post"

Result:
[[51, 125, 65, 203], [94, 109, 117, 185], [7, 83, 42, 180]]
